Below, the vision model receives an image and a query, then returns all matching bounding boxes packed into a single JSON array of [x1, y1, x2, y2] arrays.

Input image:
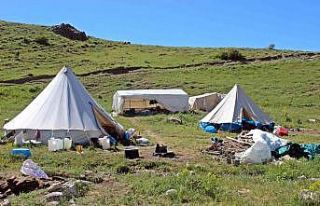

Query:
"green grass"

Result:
[[0, 20, 307, 81], [0, 19, 320, 205]]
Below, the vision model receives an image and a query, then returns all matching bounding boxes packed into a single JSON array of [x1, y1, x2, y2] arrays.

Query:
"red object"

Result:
[[276, 127, 289, 136]]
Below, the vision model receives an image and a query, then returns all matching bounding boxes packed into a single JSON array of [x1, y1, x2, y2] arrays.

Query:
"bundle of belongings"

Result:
[[273, 143, 320, 160], [199, 84, 274, 134], [205, 129, 320, 164]]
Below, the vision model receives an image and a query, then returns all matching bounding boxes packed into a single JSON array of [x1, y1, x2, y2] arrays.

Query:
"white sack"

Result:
[[249, 129, 289, 151], [238, 139, 272, 164]]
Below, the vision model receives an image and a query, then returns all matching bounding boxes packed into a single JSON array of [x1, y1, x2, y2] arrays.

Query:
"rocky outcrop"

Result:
[[51, 23, 88, 41]]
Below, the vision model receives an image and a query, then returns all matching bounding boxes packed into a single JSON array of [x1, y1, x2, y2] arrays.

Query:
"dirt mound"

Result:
[[51, 23, 88, 41]]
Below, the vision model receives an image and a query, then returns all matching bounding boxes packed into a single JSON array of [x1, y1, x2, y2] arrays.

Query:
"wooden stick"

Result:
[[225, 137, 253, 146]]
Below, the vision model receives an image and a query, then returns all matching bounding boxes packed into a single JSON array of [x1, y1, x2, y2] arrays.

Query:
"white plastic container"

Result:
[[48, 138, 64, 152], [63, 138, 72, 150], [98, 137, 111, 150]]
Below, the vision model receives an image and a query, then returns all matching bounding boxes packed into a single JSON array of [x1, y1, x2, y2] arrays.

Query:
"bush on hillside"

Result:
[[268, 44, 276, 50], [218, 49, 245, 61], [34, 37, 50, 46]]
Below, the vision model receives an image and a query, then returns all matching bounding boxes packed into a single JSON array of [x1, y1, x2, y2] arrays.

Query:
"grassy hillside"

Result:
[[0, 20, 305, 81], [1, 20, 320, 205]]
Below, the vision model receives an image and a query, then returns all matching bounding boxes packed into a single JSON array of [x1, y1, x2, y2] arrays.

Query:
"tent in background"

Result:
[[3, 67, 125, 144], [189, 92, 225, 112], [200, 84, 273, 133], [112, 89, 189, 115]]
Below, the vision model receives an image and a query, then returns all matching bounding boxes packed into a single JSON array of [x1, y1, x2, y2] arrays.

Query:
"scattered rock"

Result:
[[62, 180, 90, 198], [309, 178, 320, 182], [299, 189, 320, 205], [46, 201, 60, 206], [46, 182, 64, 193], [165, 189, 177, 196], [45, 192, 64, 202], [79, 171, 103, 183], [167, 117, 183, 125], [69, 199, 78, 206], [0, 199, 10, 206], [279, 155, 295, 161], [51, 23, 88, 41], [237, 188, 250, 195], [297, 175, 307, 180], [308, 119, 317, 123]]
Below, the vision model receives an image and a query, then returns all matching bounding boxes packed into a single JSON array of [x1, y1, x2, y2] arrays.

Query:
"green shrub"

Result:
[[268, 44, 276, 50], [309, 181, 320, 192], [34, 37, 50, 46], [116, 164, 130, 174], [219, 49, 245, 61]]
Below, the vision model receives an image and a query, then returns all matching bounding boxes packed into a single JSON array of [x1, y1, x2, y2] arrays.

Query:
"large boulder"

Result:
[[51, 23, 88, 41]]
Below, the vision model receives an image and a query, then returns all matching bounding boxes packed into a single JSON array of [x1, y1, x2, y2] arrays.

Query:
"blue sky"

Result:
[[1, 0, 319, 51]]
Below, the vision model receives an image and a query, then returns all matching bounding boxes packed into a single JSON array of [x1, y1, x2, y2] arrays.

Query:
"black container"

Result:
[[124, 147, 139, 159]]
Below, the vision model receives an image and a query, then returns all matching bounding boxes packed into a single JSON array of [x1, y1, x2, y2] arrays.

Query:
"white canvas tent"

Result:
[[189, 92, 225, 112], [200, 84, 273, 125], [112, 89, 189, 114], [3, 67, 125, 144]]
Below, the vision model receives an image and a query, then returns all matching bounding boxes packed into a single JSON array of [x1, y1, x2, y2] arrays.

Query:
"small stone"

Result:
[[299, 189, 320, 205], [297, 175, 307, 180], [84, 170, 93, 176], [63, 180, 90, 198], [0, 199, 10, 206], [165, 189, 177, 196], [237, 188, 250, 195], [46, 201, 60, 206], [45, 192, 64, 202], [47, 182, 64, 193], [69, 198, 78, 206]]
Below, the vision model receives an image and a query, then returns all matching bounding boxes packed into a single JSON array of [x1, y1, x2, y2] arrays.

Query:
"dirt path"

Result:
[[125, 117, 164, 143], [1, 52, 319, 85]]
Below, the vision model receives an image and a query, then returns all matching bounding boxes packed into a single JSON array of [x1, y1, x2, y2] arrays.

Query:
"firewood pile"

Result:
[[202, 131, 254, 162], [0, 176, 52, 199]]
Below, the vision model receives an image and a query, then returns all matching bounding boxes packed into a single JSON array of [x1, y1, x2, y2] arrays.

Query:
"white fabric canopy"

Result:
[[189, 92, 224, 112], [112, 89, 189, 114], [201, 84, 273, 124], [4, 67, 124, 142]]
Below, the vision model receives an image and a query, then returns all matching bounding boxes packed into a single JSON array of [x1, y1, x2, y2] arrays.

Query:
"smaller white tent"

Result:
[[3, 67, 125, 144], [200, 84, 273, 125], [189, 92, 225, 112], [112, 89, 189, 114]]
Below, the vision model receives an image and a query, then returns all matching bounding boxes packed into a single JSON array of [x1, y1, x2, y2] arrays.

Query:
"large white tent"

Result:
[[200, 84, 273, 125], [3, 67, 124, 144], [189, 92, 225, 112], [112, 89, 189, 114]]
